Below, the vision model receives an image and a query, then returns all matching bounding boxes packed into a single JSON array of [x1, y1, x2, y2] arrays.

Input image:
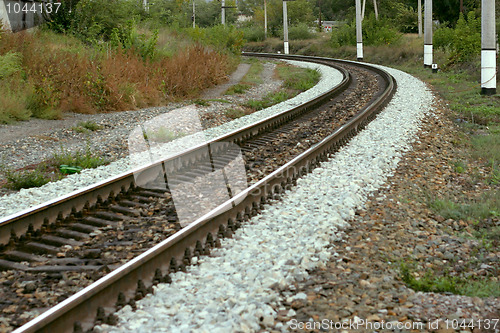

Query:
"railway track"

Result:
[[0, 53, 396, 332]]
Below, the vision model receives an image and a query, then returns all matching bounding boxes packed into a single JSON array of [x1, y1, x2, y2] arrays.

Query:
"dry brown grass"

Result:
[[0, 30, 229, 119]]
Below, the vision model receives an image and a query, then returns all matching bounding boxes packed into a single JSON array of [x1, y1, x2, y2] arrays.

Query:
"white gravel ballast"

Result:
[[0, 60, 342, 219], [94, 66, 434, 333]]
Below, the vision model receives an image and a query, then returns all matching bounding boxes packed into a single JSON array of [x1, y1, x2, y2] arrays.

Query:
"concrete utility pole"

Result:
[[361, 0, 377, 20], [356, 0, 363, 60], [192, 0, 195, 28], [222, 0, 226, 25], [318, 0, 322, 31], [264, 0, 268, 38], [481, 0, 497, 95], [283, 0, 289, 54], [424, 0, 432, 67], [418, 0, 422, 37]]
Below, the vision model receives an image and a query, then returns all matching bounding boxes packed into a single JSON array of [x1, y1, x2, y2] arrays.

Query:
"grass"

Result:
[[276, 63, 321, 91], [193, 99, 210, 106], [72, 121, 102, 133], [2, 168, 51, 190], [52, 146, 108, 170], [400, 261, 500, 298], [0, 144, 109, 190], [429, 190, 499, 222], [240, 59, 264, 85], [206, 98, 231, 103], [144, 127, 185, 143], [225, 83, 251, 95], [241, 64, 321, 112], [224, 108, 252, 119], [244, 91, 291, 111], [400, 262, 460, 294], [224, 60, 265, 95]]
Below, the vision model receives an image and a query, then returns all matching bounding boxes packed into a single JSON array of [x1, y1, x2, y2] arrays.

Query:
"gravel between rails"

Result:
[[93, 66, 434, 333], [0, 60, 342, 220]]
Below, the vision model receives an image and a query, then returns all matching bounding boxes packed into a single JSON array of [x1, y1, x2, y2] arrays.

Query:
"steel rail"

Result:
[[12, 54, 396, 333]]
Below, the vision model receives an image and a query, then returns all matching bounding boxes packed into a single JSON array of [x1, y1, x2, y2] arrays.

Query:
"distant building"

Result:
[[237, 14, 251, 23], [314, 20, 346, 33]]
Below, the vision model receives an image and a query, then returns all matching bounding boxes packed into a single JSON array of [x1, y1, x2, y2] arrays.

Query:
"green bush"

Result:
[[44, 0, 80, 33], [70, 0, 158, 59], [362, 14, 402, 46], [184, 25, 244, 54], [331, 22, 356, 47], [0, 52, 31, 123], [72, 0, 142, 42], [52, 146, 108, 169], [393, 3, 418, 33], [434, 12, 481, 65], [0, 85, 32, 123], [280, 23, 316, 40], [434, 26, 455, 50], [242, 26, 266, 42], [0, 52, 23, 79], [331, 15, 401, 47]]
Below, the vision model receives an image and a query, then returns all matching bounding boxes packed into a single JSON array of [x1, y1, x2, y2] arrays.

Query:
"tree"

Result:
[[253, 0, 314, 36]]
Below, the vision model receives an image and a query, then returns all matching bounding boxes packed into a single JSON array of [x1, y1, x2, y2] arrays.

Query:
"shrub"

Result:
[[0, 52, 32, 123], [362, 14, 402, 46], [331, 22, 356, 47], [0, 52, 23, 79], [331, 15, 401, 47], [434, 25, 455, 50], [72, 0, 142, 43], [442, 12, 481, 65], [0, 85, 32, 123], [0, 30, 229, 117], [279, 23, 316, 40], [394, 3, 418, 33], [184, 25, 244, 54], [44, 0, 80, 33], [242, 26, 266, 42]]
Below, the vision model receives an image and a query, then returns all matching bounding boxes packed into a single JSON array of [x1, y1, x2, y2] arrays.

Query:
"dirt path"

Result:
[[201, 63, 251, 99]]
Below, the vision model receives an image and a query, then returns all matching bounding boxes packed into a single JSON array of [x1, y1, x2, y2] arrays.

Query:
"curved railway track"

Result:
[[0, 53, 396, 333]]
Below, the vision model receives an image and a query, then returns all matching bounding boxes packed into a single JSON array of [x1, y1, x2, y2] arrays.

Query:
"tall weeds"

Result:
[[0, 30, 229, 122]]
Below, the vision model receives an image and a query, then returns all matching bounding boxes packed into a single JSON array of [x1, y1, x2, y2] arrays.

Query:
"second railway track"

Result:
[[0, 53, 396, 332]]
